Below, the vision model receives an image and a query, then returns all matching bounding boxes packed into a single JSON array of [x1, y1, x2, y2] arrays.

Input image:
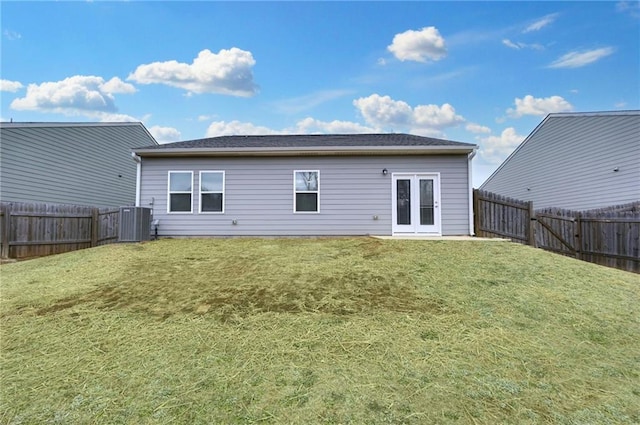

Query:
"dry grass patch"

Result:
[[1, 237, 639, 424]]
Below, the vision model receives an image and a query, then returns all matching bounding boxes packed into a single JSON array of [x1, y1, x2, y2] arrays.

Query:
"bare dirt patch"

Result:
[[34, 275, 446, 319]]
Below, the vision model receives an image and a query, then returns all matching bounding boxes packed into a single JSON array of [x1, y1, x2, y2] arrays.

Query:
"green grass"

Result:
[[1, 237, 639, 424]]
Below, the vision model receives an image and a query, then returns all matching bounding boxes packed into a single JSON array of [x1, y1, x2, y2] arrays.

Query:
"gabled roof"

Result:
[[0, 121, 158, 145], [134, 133, 477, 157]]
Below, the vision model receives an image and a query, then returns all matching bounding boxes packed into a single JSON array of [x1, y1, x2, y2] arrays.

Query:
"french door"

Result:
[[392, 173, 441, 235]]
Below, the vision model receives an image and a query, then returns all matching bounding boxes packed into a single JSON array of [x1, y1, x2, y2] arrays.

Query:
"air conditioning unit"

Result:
[[118, 207, 152, 242]]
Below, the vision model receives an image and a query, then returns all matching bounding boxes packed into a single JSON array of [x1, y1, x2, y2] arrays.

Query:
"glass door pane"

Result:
[[419, 179, 434, 225], [396, 179, 411, 225]]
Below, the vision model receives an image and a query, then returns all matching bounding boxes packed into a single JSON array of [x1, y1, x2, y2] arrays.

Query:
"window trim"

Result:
[[293, 170, 320, 213], [199, 171, 225, 214], [167, 171, 193, 214]]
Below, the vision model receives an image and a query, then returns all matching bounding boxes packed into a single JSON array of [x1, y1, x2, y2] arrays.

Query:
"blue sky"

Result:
[[1, 1, 639, 185]]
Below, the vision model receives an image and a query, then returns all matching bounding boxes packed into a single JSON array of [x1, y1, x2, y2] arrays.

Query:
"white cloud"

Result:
[[149, 125, 182, 144], [10, 75, 135, 115], [387, 26, 447, 63], [353, 94, 464, 135], [293, 117, 375, 134], [413, 103, 464, 128], [425, 68, 474, 84], [101, 77, 136, 94], [205, 117, 375, 137], [466, 123, 491, 134], [3, 29, 21, 40], [272, 89, 353, 114], [203, 94, 466, 139], [94, 112, 140, 122], [478, 127, 526, 164], [548, 47, 615, 68], [1, 79, 24, 92], [523, 13, 559, 33], [507, 95, 573, 117], [617, 1, 640, 18], [128, 48, 257, 96], [502, 39, 521, 49], [502, 39, 544, 50], [353, 94, 413, 128], [206, 120, 279, 137]]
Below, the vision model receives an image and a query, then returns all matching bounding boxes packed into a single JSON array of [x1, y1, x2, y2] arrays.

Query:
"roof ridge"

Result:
[[547, 110, 640, 118], [0, 121, 145, 128]]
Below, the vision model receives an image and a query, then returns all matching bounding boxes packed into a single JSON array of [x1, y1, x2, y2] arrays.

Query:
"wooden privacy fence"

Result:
[[474, 190, 640, 273], [473, 190, 535, 246], [0, 202, 120, 260]]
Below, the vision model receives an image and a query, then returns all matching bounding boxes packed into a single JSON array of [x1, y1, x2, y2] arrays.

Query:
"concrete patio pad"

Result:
[[371, 235, 509, 241]]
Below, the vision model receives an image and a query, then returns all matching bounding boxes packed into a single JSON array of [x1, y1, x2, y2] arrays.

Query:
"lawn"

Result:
[[1, 237, 638, 424]]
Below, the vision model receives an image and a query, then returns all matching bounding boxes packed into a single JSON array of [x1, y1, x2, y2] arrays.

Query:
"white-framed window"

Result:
[[167, 171, 193, 213], [199, 171, 225, 213], [294, 170, 319, 213]]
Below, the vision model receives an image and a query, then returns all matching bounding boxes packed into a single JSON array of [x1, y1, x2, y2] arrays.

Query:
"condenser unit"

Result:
[[118, 207, 152, 242]]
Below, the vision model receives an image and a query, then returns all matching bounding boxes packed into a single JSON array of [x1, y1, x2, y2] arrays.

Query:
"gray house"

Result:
[[480, 111, 640, 210], [0, 122, 158, 208], [133, 134, 478, 237]]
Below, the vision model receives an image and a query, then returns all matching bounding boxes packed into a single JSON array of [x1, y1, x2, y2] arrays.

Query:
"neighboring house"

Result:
[[480, 111, 640, 210], [133, 134, 478, 237], [0, 122, 158, 208]]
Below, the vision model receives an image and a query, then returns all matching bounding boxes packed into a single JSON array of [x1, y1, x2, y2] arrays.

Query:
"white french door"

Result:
[[392, 173, 441, 235]]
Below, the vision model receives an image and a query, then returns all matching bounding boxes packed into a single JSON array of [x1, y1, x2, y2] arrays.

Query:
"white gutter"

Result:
[[131, 152, 142, 207]]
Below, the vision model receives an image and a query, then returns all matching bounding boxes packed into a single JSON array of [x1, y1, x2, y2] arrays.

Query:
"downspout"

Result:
[[468, 150, 477, 236], [131, 152, 141, 207]]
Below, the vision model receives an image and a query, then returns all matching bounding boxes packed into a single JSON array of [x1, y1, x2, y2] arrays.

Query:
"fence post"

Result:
[[473, 189, 480, 237], [1, 205, 10, 259], [91, 208, 99, 247], [574, 212, 582, 260], [527, 201, 536, 247]]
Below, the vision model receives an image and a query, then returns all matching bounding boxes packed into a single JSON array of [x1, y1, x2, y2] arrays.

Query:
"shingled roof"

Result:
[[134, 133, 477, 157]]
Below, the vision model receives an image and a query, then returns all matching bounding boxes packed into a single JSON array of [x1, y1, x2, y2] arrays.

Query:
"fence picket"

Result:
[[474, 190, 639, 273], [0, 201, 121, 260]]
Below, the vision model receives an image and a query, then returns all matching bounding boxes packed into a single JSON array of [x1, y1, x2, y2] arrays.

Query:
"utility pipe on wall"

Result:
[[131, 152, 142, 207]]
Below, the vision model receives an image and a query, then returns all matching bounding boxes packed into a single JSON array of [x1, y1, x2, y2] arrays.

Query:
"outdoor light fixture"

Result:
[[382, 168, 388, 175], [613, 167, 620, 172]]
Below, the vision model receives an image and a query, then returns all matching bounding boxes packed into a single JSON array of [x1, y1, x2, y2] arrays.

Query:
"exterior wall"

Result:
[[0, 124, 156, 208], [481, 113, 640, 210], [139, 155, 472, 236]]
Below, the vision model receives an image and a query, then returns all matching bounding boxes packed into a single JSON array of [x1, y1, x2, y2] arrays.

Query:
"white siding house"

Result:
[[480, 111, 640, 210], [133, 134, 478, 237], [0, 122, 158, 208]]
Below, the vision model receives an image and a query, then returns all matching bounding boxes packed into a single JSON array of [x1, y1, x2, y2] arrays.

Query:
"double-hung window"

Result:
[[200, 171, 225, 213], [168, 171, 193, 213], [294, 170, 319, 213]]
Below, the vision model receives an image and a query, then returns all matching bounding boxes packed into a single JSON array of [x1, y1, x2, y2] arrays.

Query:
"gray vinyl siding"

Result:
[[481, 113, 640, 210], [0, 124, 156, 208], [139, 155, 472, 236]]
